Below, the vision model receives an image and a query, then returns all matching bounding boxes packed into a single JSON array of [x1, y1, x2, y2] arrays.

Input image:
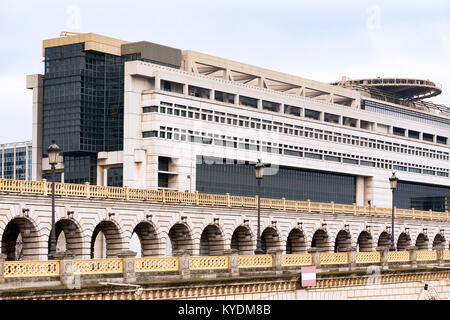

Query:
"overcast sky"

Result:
[[1, 0, 449, 143]]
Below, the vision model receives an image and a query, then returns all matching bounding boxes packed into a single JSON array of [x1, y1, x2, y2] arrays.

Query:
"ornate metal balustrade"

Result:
[[1, 178, 448, 221], [73, 258, 123, 275], [3, 260, 59, 278], [135, 257, 179, 272]]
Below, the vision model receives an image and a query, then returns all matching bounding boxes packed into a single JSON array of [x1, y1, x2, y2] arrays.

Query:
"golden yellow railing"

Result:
[[320, 252, 349, 265], [355, 251, 381, 264], [3, 260, 60, 278], [444, 250, 450, 261], [135, 257, 179, 272], [238, 255, 273, 268], [190, 256, 229, 270], [387, 251, 410, 262], [416, 250, 438, 262], [73, 258, 123, 275], [281, 253, 313, 266], [0, 178, 448, 221]]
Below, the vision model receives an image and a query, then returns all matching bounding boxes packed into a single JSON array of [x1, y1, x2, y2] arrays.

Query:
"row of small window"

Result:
[[363, 100, 450, 129], [142, 127, 449, 177], [143, 102, 450, 161], [392, 127, 447, 144], [158, 80, 449, 145]]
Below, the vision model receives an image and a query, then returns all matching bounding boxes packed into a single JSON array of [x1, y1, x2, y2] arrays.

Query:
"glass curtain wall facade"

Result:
[[395, 181, 450, 212], [196, 156, 356, 204], [43, 43, 125, 184], [0, 144, 32, 180]]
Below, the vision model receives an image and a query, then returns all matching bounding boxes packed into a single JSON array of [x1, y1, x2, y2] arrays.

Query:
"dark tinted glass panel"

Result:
[[324, 113, 339, 124], [64, 154, 97, 185], [423, 133, 434, 142], [214, 91, 235, 104], [239, 96, 258, 108], [395, 181, 450, 212], [408, 130, 420, 139], [188, 85, 210, 99], [42, 172, 62, 182], [393, 127, 405, 136], [304, 109, 320, 120], [107, 167, 123, 187], [284, 105, 301, 117], [262, 100, 280, 112], [437, 136, 448, 144], [196, 156, 355, 204]]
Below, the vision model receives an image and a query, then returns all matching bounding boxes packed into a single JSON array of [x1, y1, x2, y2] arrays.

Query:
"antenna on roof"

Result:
[[60, 31, 83, 37]]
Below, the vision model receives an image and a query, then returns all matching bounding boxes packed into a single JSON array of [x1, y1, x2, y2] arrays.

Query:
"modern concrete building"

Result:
[[0, 141, 32, 180], [27, 32, 450, 211]]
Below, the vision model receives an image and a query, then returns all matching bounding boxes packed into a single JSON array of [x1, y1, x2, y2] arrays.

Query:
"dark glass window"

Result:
[[188, 85, 210, 99], [107, 167, 123, 187], [437, 136, 448, 144], [304, 109, 321, 120], [262, 100, 280, 112], [395, 181, 450, 212], [239, 96, 258, 108], [408, 130, 420, 139], [343, 117, 357, 127], [324, 113, 340, 124], [214, 91, 235, 104], [393, 127, 406, 136], [284, 105, 301, 117], [143, 106, 158, 113], [423, 133, 434, 142], [196, 156, 356, 204], [42, 172, 62, 182]]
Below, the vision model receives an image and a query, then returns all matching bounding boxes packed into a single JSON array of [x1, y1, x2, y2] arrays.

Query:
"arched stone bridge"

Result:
[[0, 179, 449, 261]]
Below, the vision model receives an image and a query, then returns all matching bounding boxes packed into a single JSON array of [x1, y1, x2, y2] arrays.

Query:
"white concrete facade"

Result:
[[106, 60, 450, 209]]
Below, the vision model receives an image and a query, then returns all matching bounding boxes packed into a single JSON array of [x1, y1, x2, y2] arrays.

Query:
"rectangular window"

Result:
[[214, 90, 235, 104], [262, 100, 280, 112], [305, 152, 322, 160], [161, 80, 184, 94], [304, 109, 321, 120], [393, 165, 407, 171], [239, 95, 258, 108], [360, 160, 375, 167], [324, 113, 339, 124], [393, 127, 406, 136], [143, 106, 158, 113], [408, 130, 420, 139], [188, 85, 210, 99], [142, 131, 158, 138], [343, 158, 358, 165], [284, 105, 301, 117], [324, 155, 341, 162], [437, 136, 447, 144], [423, 133, 434, 142], [343, 117, 358, 127], [284, 150, 302, 157]]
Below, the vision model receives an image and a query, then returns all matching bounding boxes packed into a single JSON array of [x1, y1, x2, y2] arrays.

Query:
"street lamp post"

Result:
[[389, 172, 398, 251], [254, 159, 264, 255], [47, 140, 60, 260]]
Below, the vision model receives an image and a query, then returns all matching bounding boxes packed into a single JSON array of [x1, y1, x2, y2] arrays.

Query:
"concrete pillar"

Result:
[[355, 176, 365, 206], [53, 251, 76, 288], [0, 253, 6, 283], [347, 247, 357, 271], [118, 250, 137, 283], [173, 249, 191, 280], [308, 248, 321, 270], [224, 249, 239, 277], [268, 248, 283, 275], [436, 247, 444, 266], [377, 247, 388, 270], [407, 246, 417, 269]]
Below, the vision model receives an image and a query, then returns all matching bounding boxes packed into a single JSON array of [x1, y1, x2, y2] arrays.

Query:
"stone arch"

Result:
[[432, 233, 446, 249], [311, 229, 330, 252], [90, 220, 124, 259], [334, 230, 352, 252], [261, 226, 281, 254], [415, 233, 429, 250], [377, 231, 391, 249], [286, 228, 307, 254], [47, 218, 83, 258], [168, 222, 193, 255], [131, 221, 160, 257], [1, 217, 40, 261], [396, 232, 411, 251], [199, 224, 225, 256], [231, 225, 253, 255], [357, 231, 374, 252]]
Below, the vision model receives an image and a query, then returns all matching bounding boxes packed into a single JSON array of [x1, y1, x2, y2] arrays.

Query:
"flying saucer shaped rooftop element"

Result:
[[332, 77, 442, 101]]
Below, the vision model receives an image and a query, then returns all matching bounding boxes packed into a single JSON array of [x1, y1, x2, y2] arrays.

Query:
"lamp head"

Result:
[[389, 172, 398, 190], [47, 140, 60, 165], [254, 159, 264, 179]]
